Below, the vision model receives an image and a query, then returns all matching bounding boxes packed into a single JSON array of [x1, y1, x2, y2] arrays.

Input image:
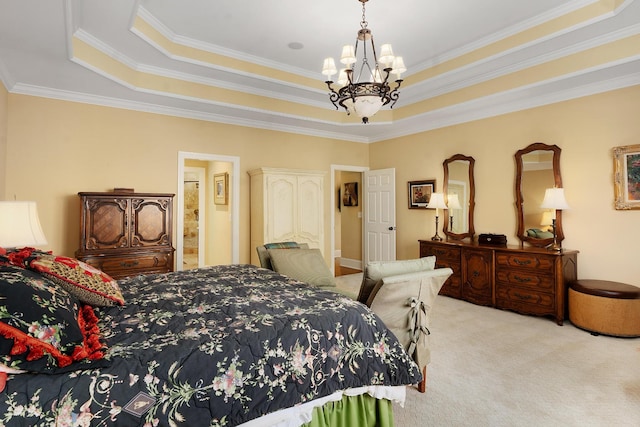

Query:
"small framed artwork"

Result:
[[343, 182, 358, 207], [408, 179, 436, 209], [213, 172, 228, 205], [613, 144, 640, 210]]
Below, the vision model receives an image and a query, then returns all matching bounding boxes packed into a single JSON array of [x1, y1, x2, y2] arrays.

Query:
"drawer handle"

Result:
[[434, 249, 446, 255], [514, 275, 532, 283], [514, 292, 533, 301], [120, 261, 139, 268], [472, 270, 480, 278], [513, 259, 532, 266]]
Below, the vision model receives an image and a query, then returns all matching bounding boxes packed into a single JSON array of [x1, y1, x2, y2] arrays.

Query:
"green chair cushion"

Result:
[[268, 248, 336, 288], [357, 257, 436, 304]]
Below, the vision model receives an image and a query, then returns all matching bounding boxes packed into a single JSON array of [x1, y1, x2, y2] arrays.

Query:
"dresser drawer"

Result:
[[495, 270, 555, 292], [496, 285, 555, 313], [80, 252, 173, 279], [495, 252, 554, 271], [421, 244, 461, 261]]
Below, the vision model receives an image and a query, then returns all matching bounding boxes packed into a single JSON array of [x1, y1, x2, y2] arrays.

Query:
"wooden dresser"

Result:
[[76, 190, 175, 279], [419, 239, 578, 325]]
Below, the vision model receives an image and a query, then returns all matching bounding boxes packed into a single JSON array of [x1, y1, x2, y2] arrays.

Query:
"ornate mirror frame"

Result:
[[443, 154, 475, 241], [515, 142, 563, 248]]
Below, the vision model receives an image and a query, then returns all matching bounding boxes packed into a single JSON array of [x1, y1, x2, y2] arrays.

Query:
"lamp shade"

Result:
[[0, 201, 48, 247], [447, 194, 462, 210], [540, 211, 554, 226], [427, 193, 448, 210], [379, 44, 395, 66], [321, 57, 337, 78], [540, 188, 570, 210]]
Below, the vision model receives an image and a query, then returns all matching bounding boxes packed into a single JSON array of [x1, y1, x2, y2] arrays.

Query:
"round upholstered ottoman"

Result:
[[568, 280, 640, 337]]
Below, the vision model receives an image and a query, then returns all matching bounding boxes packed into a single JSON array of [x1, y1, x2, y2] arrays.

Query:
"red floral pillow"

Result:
[[27, 254, 125, 307], [0, 265, 105, 376]]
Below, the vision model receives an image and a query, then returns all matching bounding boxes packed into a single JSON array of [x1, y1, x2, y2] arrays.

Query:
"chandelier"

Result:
[[321, 0, 406, 124]]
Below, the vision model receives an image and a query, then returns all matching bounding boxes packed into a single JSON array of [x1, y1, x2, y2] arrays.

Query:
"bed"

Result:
[[0, 248, 421, 426]]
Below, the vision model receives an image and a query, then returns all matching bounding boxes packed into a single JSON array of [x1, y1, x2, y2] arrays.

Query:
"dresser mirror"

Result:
[[515, 143, 563, 247], [443, 154, 475, 241]]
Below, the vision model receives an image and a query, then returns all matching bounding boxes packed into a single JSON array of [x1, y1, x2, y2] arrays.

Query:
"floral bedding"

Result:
[[0, 264, 421, 426]]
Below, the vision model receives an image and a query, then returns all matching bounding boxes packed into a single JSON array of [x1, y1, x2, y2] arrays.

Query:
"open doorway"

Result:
[[183, 167, 205, 269], [177, 152, 240, 270], [330, 165, 368, 276]]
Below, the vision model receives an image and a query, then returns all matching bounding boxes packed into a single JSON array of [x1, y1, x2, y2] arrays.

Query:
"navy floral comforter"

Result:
[[0, 264, 421, 426]]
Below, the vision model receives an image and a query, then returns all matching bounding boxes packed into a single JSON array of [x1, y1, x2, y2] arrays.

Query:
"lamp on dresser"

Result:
[[540, 188, 570, 252], [427, 193, 448, 241], [0, 201, 48, 248], [446, 193, 461, 232]]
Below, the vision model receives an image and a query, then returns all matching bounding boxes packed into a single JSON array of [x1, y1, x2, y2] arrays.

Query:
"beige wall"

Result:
[[370, 84, 640, 286], [207, 160, 233, 265], [4, 85, 640, 286], [0, 82, 7, 200], [4, 94, 369, 264]]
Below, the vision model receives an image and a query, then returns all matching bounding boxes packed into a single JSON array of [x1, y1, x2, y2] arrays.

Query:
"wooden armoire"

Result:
[[76, 190, 175, 279]]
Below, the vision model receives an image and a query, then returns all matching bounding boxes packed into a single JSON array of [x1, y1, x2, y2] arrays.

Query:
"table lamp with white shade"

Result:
[[446, 193, 462, 233], [539, 188, 569, 252], [427, 193, 448, 241], [0, 201, 48, 248]]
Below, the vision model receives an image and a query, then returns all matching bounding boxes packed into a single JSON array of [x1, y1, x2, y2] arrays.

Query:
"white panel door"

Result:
[[364, 168, 396, 263]]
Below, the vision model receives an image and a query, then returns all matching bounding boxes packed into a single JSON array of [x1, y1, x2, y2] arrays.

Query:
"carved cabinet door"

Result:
[[130, 197, 173, 248], [461, 248, 494, 306], [83, 197, 130, 250]]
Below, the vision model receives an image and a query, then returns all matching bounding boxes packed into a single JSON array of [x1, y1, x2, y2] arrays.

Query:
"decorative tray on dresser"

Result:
[[419, 239, 578, 325], [76, 190, 175, 279]]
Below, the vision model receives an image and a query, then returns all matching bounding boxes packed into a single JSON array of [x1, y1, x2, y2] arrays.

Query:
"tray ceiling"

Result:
[[1, 0, 639, 143]]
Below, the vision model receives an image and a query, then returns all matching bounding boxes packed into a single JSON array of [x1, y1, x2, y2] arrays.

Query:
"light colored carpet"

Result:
[[334, 273, 640, 427]]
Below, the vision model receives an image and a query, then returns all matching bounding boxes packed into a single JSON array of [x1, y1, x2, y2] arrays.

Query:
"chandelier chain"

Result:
[[361, 2, 368, 29]]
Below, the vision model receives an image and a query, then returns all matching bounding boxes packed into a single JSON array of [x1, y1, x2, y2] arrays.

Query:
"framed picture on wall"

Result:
[[343, 182, 358, 207], [214, 172, 228, 205], [408, 179, 435, 209], [613, 144, 640, 210]]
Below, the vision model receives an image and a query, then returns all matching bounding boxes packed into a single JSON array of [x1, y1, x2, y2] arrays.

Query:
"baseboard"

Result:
[[339, 257, 362, 270]]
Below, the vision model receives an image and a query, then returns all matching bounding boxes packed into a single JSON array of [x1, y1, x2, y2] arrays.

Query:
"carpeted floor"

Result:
[[334, 273, 640, 427]]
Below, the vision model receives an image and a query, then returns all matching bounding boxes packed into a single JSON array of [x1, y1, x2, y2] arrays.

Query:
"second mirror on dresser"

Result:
[[443, 154, 475, 241], [515, 142, 564, 248]]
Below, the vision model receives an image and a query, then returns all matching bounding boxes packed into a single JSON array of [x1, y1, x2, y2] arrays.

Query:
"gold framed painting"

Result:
[[214, 172, 228, 205], [613, 144, 640, 210]]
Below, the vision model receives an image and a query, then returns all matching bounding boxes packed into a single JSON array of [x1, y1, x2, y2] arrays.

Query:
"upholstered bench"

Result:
[[568, 280, 640, 337]]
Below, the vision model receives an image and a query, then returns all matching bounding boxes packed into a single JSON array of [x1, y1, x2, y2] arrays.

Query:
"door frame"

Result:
[[177, 151, 240, 269], [330, 164, 369, 275]]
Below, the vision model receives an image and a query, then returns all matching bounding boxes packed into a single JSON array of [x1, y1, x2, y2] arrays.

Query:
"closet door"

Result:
[[266, 174, 297, 242], [297, 174, 323, 249]]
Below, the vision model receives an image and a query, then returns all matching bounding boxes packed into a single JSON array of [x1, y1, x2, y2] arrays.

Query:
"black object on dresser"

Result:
[[419, 239, 578, 325], [76, 190, 175, 279]]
